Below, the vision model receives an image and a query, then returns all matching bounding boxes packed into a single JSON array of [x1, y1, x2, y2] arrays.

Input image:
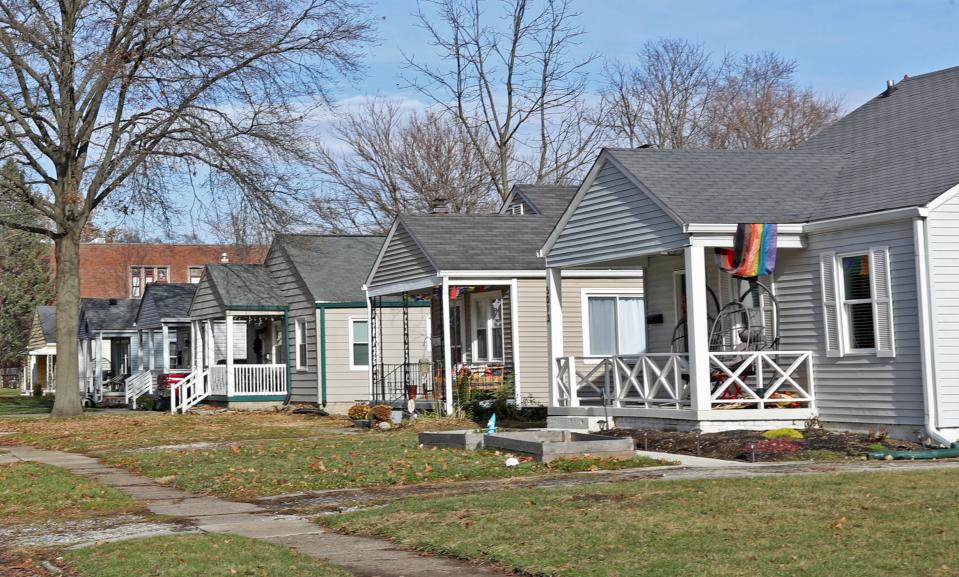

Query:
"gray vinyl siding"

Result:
[[516, 278, 549, 405], [370, 223, 435, 287], [927, 198, 959, 427], [560, 276, 645, 357], [189, 275, 224, 320], [776, 219, 924, 426], [266, 246, 318, 402], [548, 161, 688, 267], [326, 306, 430, 404]]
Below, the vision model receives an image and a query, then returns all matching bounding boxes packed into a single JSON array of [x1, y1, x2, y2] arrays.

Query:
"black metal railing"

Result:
[[375, 362, 439, 402]]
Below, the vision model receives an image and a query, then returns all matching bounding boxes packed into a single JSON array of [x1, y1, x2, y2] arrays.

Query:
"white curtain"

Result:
[[588, 297, 616, 355], [617, 297, 646, 354]]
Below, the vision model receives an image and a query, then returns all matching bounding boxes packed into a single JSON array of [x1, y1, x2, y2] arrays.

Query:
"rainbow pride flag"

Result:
[[715, 223, 778, 278]]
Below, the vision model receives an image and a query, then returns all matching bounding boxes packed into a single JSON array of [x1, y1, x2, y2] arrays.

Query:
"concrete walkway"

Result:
[[3, 446, 511, 577]]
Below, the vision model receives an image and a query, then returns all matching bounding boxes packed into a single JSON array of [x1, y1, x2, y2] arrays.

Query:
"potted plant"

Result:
[[348, 403, 371, 428], [404, 383, 418, 400]]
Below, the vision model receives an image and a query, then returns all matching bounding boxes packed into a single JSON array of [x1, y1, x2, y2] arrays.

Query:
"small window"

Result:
[[188, 266, 204, 284], [130, 265, 170, 297], [839, 254, 876, 351], [584, 293, 646, 356], [350, 318, 370, 370], [294, 318, 307, 370]]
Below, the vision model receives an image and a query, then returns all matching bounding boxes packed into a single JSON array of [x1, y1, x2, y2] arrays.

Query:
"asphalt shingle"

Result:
[[275, 235, 384, 302]]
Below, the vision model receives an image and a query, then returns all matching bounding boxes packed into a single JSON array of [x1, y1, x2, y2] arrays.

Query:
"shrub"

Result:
[[762, 428, 804, 440], [347, 403, 370, 420], [370, 404, 392, 422]]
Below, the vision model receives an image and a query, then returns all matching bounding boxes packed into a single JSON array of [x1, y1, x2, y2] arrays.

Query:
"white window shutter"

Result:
[[870, 247, 896, 357], [820, 252, 842, 357]]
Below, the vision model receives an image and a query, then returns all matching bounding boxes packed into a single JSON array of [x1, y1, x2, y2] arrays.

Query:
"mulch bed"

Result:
[[607, 427, 926, 462]]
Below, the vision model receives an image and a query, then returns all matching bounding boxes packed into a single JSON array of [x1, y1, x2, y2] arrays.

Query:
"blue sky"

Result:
[[353, 0, 959, 110]]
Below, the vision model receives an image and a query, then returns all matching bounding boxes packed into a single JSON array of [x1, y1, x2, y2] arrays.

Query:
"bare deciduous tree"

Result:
[[706, 52, 842, 149], [313, 97, 499, 233], [600, 39, 840, 151], [0, 0, 372, 416], [406, 0, 598, 198]]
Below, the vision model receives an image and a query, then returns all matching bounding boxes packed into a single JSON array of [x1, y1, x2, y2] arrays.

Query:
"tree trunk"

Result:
[[50, 229, 83, 417]]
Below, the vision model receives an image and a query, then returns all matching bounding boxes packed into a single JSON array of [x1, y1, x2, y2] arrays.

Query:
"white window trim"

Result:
[[348, 316, 370, 371], [129, 265, 171, 297], [580, 288, 647, 358], [471, 291, 505, 363], [835, 250, 879, 356], [294, 318, 307, 370]]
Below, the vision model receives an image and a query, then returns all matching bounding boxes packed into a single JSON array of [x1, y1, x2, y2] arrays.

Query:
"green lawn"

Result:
[[66, 533, 351, 577], [0, 412, 353, 453], [0, 462, 141, 524], [102, 431, 664, 499], [0, 387, 53, 415], [323, 468, 959, 577]]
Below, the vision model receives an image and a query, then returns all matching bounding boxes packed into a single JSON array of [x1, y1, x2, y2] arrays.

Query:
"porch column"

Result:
[[161, 324, 171, 373], [136, 331, 143, 372], [94, 333, 103, 398], [366, 298, 373, 401], [225, 315, 235, 396], [147, 330, 155, 371], [441, 278, 453, 414], [205, 321, 214, 370], [28, 355, 36, 393], [547, 267, 564, 407], [190, 321, 198, 371], [684, 245, 711, 412]]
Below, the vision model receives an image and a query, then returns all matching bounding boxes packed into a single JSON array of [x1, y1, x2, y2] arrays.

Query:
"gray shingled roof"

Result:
[[138, 283, 197, 321], [81, 299, 140, 332], [38, 305, 56, 343], [206, 264, 285, 308], [400, 214, 557, 271], [603, 66, 959, 224], [512, 185, 579, 218], [606, 148, 845, 223], [275, 235, 384, 302]]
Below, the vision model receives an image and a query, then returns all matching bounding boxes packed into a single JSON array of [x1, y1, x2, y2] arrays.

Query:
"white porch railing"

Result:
[[554, 350, 814, 411], [124, 370, 153, 409], [170, 368, 210, 414], [709, 351, 814, 409], [208, 364, 286, 397], [555, 354, 690, 408]]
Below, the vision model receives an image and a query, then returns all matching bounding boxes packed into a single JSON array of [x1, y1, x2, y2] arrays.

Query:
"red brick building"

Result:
[[54, 243, 269, 299]]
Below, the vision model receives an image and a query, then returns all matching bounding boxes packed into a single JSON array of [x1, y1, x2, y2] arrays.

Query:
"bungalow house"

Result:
[[540, 67, 959, 444], [182, 264, 289, 411], [125, 283, 198, 407], [22, 305, 57, 395], [365, 187, 645, 414], [78, 298, 141, 405], [264, 234, 429, 413], [166, 235, 425, 414]]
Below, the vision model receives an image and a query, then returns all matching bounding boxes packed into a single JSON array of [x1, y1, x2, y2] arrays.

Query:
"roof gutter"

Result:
[[805, 206, 927, 233], [913, 215, 954, 447]]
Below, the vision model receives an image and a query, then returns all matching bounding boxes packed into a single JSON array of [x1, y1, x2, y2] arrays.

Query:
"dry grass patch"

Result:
[[0, 412, 351, 453], [323, 468, 959, 577], [0, 462, 141, 525]]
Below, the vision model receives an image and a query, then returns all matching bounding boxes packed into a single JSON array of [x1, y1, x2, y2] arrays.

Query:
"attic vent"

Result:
[[880, 79, 897, 98], [507, 203, 525, 215]]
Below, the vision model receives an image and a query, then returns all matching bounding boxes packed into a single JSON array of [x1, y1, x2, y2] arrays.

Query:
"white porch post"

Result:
[[547, 267, 564, 407], [161, 324, 171, 373], [205, 321, 214, 370], [191, 321, 199, 371], [94, 333, 103, 398], [225, 315, 235, 396], [28, 355, 36, 393], [684, 245, 711, 412], [366, 298, 373, 401], [441, 278, 453, 414], [136, 331, 143, 372], [147, 330, 155, 371]]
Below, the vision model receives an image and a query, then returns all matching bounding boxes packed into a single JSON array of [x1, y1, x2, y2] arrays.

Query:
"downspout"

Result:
[[912, 216, 953, 447], [282, 312, 292, 406], [319, 304, 328, 407]]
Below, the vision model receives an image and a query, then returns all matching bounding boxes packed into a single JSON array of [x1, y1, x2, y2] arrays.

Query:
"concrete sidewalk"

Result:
[[4, 446, 513, 577]]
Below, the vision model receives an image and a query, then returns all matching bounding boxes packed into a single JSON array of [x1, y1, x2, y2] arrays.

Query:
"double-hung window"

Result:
[[583, 291, 646, 356], [820, 248, 895, 357], [472, 293, 504, 362], [294, 318, 307, 370], [350, 318, 370, 370]]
